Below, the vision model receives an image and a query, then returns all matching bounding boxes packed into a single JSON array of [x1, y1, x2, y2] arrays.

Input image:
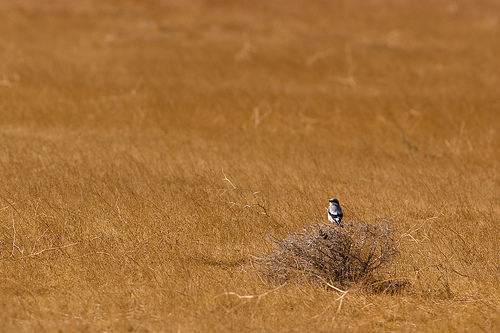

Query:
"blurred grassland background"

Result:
[[0, 0, 499, 331]]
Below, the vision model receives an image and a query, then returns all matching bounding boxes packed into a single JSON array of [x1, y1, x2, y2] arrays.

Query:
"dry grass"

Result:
[[0, 0, 499, 331]]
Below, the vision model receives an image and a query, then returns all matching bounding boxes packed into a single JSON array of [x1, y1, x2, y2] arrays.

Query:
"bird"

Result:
[[328, 198, 343, 228]]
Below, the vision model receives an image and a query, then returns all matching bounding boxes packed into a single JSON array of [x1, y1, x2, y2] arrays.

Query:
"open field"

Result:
[[0, 0, 499, 331]]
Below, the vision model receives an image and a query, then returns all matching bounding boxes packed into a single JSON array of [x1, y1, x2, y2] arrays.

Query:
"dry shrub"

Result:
[[258, 220, 401, 290]]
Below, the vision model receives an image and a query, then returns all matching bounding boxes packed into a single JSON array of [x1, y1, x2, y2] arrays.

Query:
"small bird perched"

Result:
[[328, 198, 343, 228]]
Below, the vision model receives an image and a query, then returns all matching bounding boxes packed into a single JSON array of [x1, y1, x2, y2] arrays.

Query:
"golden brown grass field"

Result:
[[1, 0, 499, 331]]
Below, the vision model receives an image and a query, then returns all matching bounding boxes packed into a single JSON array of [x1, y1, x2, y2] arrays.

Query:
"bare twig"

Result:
[[0, 194, 24, 257], [306, 49, 335, 67], [310, 274, 349, 324], [252, 106, 271, 128], [222, 168, 236, 189], [11, 209, 20, 257], [255, 202, 269, 216], [328, 44, 357, 88], [314, 274, 348, 294], [319, 279, 348, 324], [76, 251, 115, 259], [29, 242, 79, 257], [30, 229, 49, 256], [216, 282, 287, 304]]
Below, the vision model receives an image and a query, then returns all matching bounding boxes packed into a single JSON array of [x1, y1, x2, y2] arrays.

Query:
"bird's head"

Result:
[[329, 198, 339, 204]]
